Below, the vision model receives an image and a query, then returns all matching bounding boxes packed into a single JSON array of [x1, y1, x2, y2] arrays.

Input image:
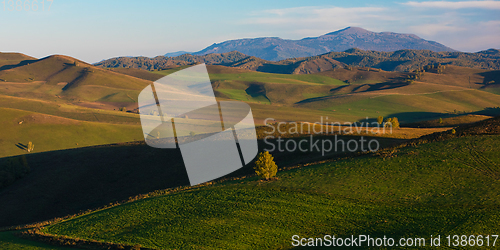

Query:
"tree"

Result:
[[384, 117, 393, 128], [385, 117, 400, 129], [27, 141, 34, 153], [254, 151, 278, 180], [439, 118, 443, 124], [392, 117, 400, 129], [377, 116, 384, 125]]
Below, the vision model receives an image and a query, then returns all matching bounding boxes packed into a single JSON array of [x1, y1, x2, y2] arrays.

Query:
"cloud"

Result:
[[244, 6, 392, 37], [409, 23, 466, 36], [403, 0, 500, 10]]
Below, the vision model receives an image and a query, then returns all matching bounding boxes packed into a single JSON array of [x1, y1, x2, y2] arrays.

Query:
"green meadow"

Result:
[[41, 135, 500, 249]]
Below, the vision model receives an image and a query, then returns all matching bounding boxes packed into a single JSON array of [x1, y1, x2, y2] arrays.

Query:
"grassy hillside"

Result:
[[296, 88, 500, 123], [0, 52, 37, 69], [0, 55, 151, 103], [0, 127, 409, 228], [109, 67, 164, 82], [40, 133, 500, 249], [0, 58, 498, 161], [0, 107, 143, 158], [203, 65, 500, 123]]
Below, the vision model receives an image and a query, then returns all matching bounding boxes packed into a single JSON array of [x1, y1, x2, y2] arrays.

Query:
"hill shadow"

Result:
[[362, 108, 500, 126], [0, 134, 406, 228], [0, 143, 190, 228], [356, 111, 445, 124], [478, 70, 500, 87], [245, 83, 271, 102], [373, 60, 411, 71], [61, 68, 89, 91], [255, 63, 299, 74], [0, 59, 39, 71], [350, 81, 410, 93], [473, 107, 500, 116], [296, 81, 410, 105]]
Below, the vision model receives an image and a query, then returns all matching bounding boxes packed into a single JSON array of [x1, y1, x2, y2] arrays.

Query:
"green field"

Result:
[[40, 135, 500, 249], [0, 107, 142, 157], [209, 71, 347, 86], [296, 89, 500, 123]]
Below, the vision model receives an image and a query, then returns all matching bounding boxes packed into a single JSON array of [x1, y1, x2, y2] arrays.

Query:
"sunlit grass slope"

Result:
[[43, 135, 500, 249]]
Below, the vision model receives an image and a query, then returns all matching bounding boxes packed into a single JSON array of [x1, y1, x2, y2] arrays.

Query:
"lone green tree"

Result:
[[377, 116, 384, 125], [254, 151, 278, 180], [439, 118, 443, 124]]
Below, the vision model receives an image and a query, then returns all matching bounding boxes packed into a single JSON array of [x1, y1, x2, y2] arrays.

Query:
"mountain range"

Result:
[[165, 27, 455, 61]]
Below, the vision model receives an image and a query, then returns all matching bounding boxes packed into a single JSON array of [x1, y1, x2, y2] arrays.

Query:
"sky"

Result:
[[0, 0, 499, 63]]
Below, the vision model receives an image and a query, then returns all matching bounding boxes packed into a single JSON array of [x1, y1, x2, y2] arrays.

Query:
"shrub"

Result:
[[377, 116, 384, 125], [254, 151, 278, 180]]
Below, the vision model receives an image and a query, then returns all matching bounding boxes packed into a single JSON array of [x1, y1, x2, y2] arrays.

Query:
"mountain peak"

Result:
[[324, 27, 370, 36]]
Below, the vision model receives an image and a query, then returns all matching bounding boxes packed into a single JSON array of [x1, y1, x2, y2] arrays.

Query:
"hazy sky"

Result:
[[1, 0, 499, 63]]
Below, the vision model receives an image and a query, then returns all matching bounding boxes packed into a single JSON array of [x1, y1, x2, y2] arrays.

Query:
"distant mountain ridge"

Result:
[[95, 49, 500, 74], [164, 51, 192, 57], [190, 27, 455, 61]]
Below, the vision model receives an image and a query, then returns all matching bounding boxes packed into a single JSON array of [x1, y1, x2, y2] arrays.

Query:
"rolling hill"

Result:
[[0, 54, 154, 108], [0, 52, 37, 69], [94, 51, 251, 71], [207, 64, 500, 123], [223, 48, 500, 74], [1, 50, 500, 249], [194, 27, 455, 61], [26, 117, 500, 249], [96, 48, 500, 74], [0, 124, 411, 228]]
